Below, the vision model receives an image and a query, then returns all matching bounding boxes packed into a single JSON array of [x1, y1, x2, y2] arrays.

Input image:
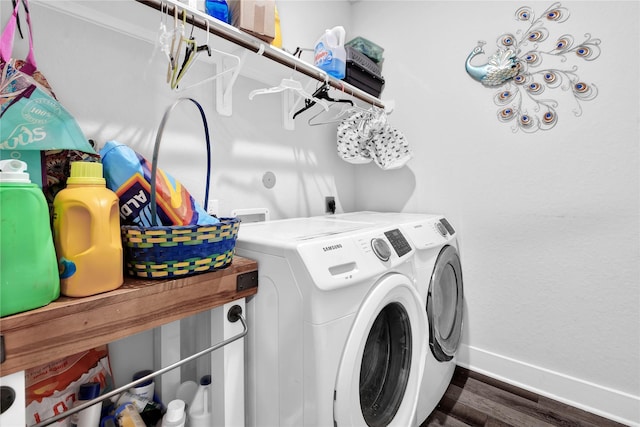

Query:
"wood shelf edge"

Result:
[[0, 256, 258, 376]]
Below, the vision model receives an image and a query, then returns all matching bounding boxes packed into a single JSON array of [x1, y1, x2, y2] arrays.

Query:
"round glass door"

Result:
[[427, 245, 463, 361], [360, 302, 411, 427], [333, 274, 427, 427]]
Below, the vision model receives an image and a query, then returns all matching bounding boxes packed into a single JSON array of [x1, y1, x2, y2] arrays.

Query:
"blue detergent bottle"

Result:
[[205, 0, 230, 24], [314, 26, 347, 79]]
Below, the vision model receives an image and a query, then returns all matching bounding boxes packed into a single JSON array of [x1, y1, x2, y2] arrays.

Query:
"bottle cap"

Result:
[[66, 161, 106, 185], [78, 382, 101, 400], [0, 159, 30, 183], [199, 375, 211, 386], [165, 399, 186, 422], [132, 369, 154, 387]]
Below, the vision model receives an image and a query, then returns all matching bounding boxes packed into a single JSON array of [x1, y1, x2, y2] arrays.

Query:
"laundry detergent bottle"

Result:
[[188, 375, 212, 427], [52, 161, 123, 297], [0, 159, 60, 317], [205, 0, 230, 24], [314, 26, 346, 79]]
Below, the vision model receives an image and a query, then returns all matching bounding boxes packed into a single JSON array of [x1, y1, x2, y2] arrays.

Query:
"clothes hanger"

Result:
[[171, 17, 214, 90], [171, 36, 197, 89], [248, 73, 329, 130], [157, 1, 174, 64], [248, 76, 315, 100], [173, 18, 243, 93], [292, 82, 353, 120], [167, 7, 185, 84], [308, 102, 369, 126], [248, 75, 330, 115]]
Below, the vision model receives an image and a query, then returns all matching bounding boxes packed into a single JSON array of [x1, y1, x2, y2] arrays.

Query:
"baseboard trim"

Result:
[[457, 344, 640, 427]]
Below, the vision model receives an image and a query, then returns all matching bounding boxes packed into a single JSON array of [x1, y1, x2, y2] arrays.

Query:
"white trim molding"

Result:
[[457, 344, 640, 427]]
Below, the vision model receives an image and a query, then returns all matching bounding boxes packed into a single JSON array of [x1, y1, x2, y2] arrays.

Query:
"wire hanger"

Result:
[[248, 75, 329, 130], [292, 82, 353, 120], [308, 102, 369, 126], [169, 13, 206, 88], [171, 18, 221, 90]]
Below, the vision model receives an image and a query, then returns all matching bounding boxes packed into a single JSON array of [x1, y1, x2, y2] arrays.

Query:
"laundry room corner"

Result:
[[1, 0, 639, 426], [350, 1, 640, 425]]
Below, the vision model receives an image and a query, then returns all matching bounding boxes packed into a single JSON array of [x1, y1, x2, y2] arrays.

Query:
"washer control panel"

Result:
[[435, 222, 448, 237], [384, 229, 412, 257]]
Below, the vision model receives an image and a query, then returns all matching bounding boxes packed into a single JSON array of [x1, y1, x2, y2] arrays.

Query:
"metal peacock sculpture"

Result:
[[465, 2, 601, 133]]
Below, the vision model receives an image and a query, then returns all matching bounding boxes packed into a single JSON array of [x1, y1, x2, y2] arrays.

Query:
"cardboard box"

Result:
[[229, 0, 275, 43]]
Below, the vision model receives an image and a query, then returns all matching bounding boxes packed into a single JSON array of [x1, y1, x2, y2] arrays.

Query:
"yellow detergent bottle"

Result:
[[53, 161, 123, 297], [272, 5, 282, 48]]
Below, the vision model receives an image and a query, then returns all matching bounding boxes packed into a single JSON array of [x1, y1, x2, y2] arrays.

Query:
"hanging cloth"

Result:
[[336, 109, 412, 170]]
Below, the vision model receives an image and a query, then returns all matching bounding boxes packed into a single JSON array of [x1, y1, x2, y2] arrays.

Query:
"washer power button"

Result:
[[371, 238, 391, 261]]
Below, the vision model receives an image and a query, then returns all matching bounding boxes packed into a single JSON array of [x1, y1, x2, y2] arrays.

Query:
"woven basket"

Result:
[[121, 98, 239, 279]]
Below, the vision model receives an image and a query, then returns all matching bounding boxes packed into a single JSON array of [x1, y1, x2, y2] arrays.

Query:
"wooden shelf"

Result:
[[0, 256, 258, 376]]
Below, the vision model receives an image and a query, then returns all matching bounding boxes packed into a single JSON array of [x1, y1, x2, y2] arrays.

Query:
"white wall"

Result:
[[350, 1, 640, 424]]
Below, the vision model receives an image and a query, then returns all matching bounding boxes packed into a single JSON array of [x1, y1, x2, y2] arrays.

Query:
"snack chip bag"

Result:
[[25, 346, 113, 427]]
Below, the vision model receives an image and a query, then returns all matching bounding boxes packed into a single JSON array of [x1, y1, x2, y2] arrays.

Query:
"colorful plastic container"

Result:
[[53, 161, 123, 297], [0, 159, 60, 317]]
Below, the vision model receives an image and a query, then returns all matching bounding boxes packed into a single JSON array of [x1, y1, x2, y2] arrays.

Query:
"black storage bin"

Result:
[[343, 46, 385, 98]]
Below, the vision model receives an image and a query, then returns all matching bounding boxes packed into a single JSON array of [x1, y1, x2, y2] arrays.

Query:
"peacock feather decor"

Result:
[[465, 2, 601, 133]]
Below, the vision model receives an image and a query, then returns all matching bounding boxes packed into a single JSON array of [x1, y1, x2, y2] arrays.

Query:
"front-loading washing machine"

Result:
[[404, 215, 463, 423], [332, 212, 464, 423], [235, 214, 428, 427]]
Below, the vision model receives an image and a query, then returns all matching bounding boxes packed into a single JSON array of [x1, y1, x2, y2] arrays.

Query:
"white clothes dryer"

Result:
[[235, 215, 428, 427], [332, 212, 464, 423]]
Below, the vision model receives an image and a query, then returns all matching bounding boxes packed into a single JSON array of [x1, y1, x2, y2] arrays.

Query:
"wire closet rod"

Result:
[[135, 0, 385, 108], [32, 305, 247, 427]]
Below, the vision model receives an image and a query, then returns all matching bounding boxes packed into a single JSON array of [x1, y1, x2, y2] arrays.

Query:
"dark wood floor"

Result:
[[421, 366, 628, 427]]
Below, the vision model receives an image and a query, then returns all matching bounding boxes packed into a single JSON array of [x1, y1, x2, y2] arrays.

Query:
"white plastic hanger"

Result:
[[248, 77, 312, 100], [155, 6, 243, 116], [156, 1, 174, 63], [249, 77, 329, 130]]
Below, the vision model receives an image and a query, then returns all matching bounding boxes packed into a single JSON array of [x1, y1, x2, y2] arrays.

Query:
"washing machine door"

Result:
[[427, 245, 464, 362], [334, 274, 427, 427]]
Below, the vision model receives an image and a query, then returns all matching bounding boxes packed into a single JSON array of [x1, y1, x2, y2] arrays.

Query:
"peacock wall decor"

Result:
[[465, 2, 601, 133]]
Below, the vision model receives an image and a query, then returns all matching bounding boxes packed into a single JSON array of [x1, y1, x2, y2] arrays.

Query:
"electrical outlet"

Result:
[[325, 196, 336, 214]]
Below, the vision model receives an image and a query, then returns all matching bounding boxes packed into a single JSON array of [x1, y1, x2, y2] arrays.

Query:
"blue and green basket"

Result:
[[121, 219, 240, 278], [121, 98, 239, 279]]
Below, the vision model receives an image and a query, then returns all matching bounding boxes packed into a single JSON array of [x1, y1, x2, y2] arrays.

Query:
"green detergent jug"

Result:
[[0, 159, 60, 317]]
